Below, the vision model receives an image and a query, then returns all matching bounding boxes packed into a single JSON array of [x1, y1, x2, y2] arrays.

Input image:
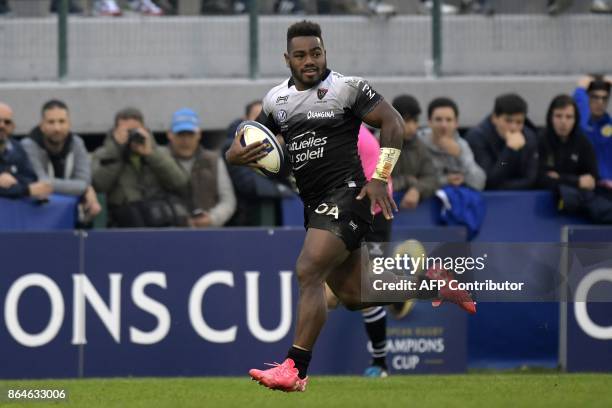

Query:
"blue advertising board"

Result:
[[561, 226, 612, 372], [81, 229, 303, 377], [369, 226, 468, 374], [283, 191, 588, 369], [0, 194, 77, 231], [0, 232, 81, 378], [0, 228, 467, 378]]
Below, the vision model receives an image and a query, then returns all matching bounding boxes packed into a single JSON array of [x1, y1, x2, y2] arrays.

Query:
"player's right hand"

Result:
[[225, 127, 269, 168], [357, 179, 398, 220]]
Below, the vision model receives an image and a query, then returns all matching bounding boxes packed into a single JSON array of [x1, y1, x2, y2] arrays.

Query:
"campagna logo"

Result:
[[307, 110, 335, 120]]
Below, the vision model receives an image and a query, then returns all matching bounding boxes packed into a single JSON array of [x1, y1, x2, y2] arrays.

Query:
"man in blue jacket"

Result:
[[573, 75, 612, 187], [0, 102, 52, 200]]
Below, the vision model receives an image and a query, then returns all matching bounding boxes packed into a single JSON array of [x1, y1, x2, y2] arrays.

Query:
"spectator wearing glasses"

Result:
[[574, 75, 612, 186], [0, 102, 52, 200]]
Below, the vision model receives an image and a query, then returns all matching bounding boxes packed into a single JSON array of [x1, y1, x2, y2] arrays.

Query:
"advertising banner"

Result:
[[0, 232, 80, 378], [561, 226, 612, 372], [1, 228, 468, 378]]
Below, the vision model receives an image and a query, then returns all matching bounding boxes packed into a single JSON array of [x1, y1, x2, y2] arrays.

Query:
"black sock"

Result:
[[287, 346, 312, 379], [362, 306, 387, 369]]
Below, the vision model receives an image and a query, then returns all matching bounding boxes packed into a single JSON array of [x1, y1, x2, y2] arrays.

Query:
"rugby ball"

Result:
[[238, 120, 285, 177]]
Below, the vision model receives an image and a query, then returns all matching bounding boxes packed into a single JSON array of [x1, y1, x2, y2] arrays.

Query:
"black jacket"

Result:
[[537, 118, 599, 190], [465, 116, 538, 190], [0, 139, 38, 198]]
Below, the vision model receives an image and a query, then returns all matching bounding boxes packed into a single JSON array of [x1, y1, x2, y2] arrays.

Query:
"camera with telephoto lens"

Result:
[[127, 128, 146, 145]]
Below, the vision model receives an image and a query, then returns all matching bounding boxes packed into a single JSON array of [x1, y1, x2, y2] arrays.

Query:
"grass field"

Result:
[[1, 374, 611, 408]]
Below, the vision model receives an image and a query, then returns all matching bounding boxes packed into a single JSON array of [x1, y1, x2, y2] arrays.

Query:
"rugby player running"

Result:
[[226, 20, 475, 392]]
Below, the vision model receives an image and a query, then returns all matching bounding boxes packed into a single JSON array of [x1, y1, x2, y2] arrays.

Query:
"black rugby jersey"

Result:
[[257, 69, 383, 205]]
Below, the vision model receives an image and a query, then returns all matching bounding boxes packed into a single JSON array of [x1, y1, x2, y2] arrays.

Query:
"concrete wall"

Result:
[[2, 15, 610, 81], [0, 76, 583, 134]]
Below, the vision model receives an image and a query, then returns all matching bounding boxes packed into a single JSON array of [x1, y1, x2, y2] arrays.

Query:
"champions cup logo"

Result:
[[317, 88, 328, 100]]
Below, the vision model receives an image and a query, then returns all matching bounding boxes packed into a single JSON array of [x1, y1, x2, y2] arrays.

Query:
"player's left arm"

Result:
[[362, 99, 404, 150], [358, 100, 405, 220]]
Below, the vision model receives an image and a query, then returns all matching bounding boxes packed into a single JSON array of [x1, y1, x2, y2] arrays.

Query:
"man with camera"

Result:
[[92, 107, 189, 227]]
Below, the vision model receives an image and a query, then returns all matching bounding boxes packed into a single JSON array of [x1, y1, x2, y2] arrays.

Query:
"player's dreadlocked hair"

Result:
[[287, 20, 323, 51]]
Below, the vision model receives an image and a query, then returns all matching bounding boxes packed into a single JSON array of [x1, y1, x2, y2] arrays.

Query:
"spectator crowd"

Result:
[[1, 74, 611, 228], [2, 0, 611, 17]]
